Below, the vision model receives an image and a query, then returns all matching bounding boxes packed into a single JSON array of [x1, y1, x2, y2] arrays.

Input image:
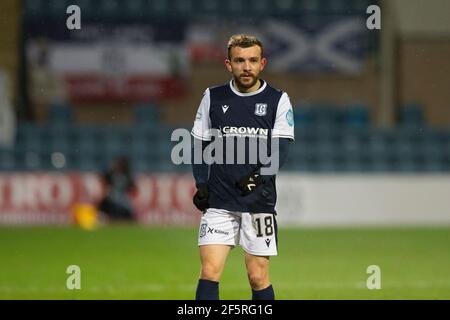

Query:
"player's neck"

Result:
[[233, 79, 262, 93]]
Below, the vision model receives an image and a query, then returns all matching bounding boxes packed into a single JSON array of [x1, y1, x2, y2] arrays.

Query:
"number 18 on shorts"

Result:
[[198, 208, 278, 256]]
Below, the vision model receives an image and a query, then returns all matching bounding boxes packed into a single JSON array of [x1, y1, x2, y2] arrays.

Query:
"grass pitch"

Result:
[[1, 225, 449, 299]]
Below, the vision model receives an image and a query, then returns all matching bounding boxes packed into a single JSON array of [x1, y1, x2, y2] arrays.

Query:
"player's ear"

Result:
[[224, 59, 233, 73], [260, 57, 268, 70]]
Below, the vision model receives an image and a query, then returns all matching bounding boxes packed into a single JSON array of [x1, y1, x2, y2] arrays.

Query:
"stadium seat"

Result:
[[342, 104, 370, 128], [76, 154, 103, 172], [39, 125, 74, 154], [47, 103, 73, 125], [315, 140, 337, 161], [396, 158, 420, 172], [0, 148, 15, 171], [398, 104, 424, 128], [98, 0, 121, 18], [368, 157, 392, 172], [350, 0, 376, 13], [23, 150, 43, 170], [316, 158, 339, 172], [321, 0, 350, 15], [130, 136, 148, 158], [422, 158, 447, 173], [394, 139, 417, 162], [312, 103, 342, 128], [123, 0, 147, 19], [250, 0, 272, 15], [24, 0, 47, 17], [74, 0, 97, 20], [48, 136, 72, 155], [422, 141, 445, 161], [294, 106, 317, 129], [132, 125, 161, 145], [131, 156, 150, 172], [16, 122, 42, 142], [150, 0, 172, 15], [367, 133, 388, 159], [133, 104, 161, 126], [286, 150, 308, 171], [443, 145, 450, 171], [102, 127, 131, 157], [341, 134, 364, 160], [73, 127, 104, 164], [273, 0, 298, 15], [286, 141, 306, 169], [47, 0, 69, 16], [197, 0, 222, 14], [301, 0, 321, 14], [363, 129, 395, 172]]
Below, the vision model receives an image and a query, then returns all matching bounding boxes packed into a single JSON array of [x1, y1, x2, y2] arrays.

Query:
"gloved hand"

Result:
[[235, 172, 265, 196], [193, 183, 209, 211]]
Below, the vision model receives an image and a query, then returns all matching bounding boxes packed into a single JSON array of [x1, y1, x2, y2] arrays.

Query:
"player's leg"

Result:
[[196, 208, 240, 300], [239, 212, 278, 300], [199, 244, 231, 281], [196, 244, 231, 300], [245, 253, 275, 300]]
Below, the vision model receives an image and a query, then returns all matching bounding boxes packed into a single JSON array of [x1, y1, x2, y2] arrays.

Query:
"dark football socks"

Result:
[[195, 279, 219, 300], [252, 284, 275, 300]]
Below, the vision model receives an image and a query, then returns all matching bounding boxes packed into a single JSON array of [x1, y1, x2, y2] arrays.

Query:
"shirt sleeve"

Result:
[[191, 88, 212, 141], [272, 92, 295, 140]]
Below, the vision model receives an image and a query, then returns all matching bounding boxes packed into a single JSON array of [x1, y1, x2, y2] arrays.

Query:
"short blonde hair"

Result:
[[227, 34, 264, 60]]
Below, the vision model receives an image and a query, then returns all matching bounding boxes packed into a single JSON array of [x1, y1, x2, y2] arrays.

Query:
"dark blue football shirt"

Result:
[[191, 79, 295, 213]]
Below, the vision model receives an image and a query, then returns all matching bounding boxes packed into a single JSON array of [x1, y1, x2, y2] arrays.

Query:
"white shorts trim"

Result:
[[198, 208, 278, 256]]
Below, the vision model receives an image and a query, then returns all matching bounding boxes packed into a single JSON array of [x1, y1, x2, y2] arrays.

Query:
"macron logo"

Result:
[[222, 105, 230, 114]]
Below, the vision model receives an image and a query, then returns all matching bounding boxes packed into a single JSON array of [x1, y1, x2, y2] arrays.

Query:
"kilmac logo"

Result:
[[219, 126, 269, 138]]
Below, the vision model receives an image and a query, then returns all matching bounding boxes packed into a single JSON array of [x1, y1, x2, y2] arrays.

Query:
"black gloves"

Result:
[[235, 172, 265, 196], [194, 172, 266, 211], [193, 183, 209, 211]]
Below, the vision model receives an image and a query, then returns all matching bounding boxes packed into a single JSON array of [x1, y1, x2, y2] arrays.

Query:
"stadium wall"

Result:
[[276, 173, 450, 226], [0, 173, 449, 227]]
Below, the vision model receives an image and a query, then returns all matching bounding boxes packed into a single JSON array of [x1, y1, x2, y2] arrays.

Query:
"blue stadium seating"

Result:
[[0, 148, 15, 170], [133, 104, 161, 126], [398, 104, 424, 128], [342, 104, 370, 128], [23, 150, 44, 170], [47, 103, 73, 125], [1, 101, 448, 173], [25, 0, 378, 20]]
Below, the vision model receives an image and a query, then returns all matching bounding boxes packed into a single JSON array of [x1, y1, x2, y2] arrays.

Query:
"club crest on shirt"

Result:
[[254, 103, 267, 116]]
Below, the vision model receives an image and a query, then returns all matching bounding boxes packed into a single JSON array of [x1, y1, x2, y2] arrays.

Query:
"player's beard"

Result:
[[234, 73, 259, 91]]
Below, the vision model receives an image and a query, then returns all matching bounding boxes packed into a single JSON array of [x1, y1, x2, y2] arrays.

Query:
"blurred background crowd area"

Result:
[[0, 0, 449, 173]]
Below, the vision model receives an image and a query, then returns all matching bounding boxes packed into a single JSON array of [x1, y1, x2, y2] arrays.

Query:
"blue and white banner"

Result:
[[187, 17, 374, 74]]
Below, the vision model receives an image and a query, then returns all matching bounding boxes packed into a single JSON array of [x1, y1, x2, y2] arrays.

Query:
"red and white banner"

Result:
[[25, 23, 189, 103], [0, 173, 200, 225]]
